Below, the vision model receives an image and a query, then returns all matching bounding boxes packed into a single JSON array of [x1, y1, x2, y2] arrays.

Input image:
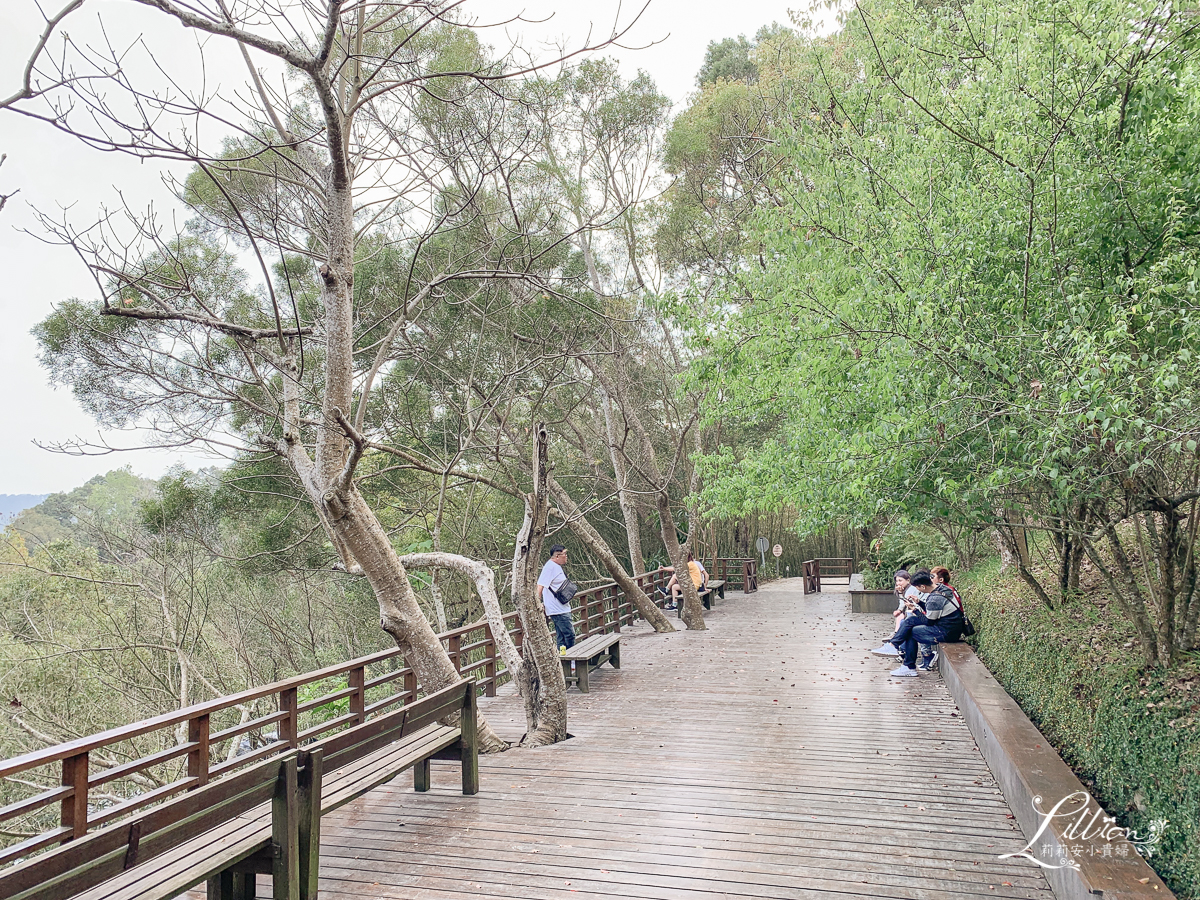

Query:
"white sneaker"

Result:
[[871, 644, 901, 656], [890, 665, 919, 677]]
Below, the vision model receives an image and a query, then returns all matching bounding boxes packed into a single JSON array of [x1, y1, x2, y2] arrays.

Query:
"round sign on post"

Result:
[[755, 536, 769, 568], [772, 544, 783, 558]]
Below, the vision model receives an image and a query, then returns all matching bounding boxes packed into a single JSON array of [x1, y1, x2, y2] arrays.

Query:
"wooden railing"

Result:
[[709, 557, 758, 594], [802, 558, 854, 594], [0, 559, 748, 870]]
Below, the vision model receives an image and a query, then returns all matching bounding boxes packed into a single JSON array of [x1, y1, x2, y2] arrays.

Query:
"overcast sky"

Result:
[[0, 0, 816, 496]]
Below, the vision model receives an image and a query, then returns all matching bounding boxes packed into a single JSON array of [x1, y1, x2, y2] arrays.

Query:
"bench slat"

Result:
[[308, 681, 466, 772], [562, 633, 619, 659], [0, 756, 288, 899], [20, 811, 270, 900], [9, 680, 478, 900], [320, 726, 459, 815], [72, 815, 271, 900], [320, 723, 455, 798]]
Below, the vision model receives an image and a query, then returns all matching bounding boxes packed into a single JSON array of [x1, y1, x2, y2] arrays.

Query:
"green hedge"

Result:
[[959, 558, 1200, 898]]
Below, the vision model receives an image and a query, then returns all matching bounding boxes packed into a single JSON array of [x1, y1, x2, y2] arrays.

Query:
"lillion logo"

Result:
[[998, 791, 1167, 870]]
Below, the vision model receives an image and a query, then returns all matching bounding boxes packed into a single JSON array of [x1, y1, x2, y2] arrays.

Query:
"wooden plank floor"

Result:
[[311, 579, 1053, 900]]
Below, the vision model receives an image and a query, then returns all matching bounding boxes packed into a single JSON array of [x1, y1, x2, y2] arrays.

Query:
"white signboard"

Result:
[[772, 544, 783, 558]]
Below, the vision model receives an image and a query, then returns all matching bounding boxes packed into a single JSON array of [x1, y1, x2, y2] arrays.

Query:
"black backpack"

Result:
[[949, 586, 976, 637]]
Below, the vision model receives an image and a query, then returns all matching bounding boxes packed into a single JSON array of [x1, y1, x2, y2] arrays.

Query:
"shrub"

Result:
[[960, 558, 1200, 897]]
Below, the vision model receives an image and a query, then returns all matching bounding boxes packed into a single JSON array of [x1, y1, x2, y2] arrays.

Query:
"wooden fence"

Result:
[[0, 560, 749, 871], [708, 557, 758, 594], [801, 558, 854, 594]]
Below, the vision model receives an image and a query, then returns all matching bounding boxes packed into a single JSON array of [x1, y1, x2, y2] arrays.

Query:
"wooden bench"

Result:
[[0, 751, 307, 900], [672, 580, 725, 617], [0, 680, 479, 900], [561, 633, 621, 693], [295, 679, 479, 899]]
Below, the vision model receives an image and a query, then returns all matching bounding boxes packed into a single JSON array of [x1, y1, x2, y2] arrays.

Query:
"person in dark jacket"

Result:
[[872, 571, 964, 676]]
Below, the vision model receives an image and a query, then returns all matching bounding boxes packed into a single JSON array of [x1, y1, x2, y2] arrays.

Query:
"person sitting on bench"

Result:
[[658, 553, 707, 611], [871, 571, 964, 677]]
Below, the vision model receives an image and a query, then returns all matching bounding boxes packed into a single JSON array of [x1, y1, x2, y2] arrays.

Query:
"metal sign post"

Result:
[[755, 536, 769, 569]]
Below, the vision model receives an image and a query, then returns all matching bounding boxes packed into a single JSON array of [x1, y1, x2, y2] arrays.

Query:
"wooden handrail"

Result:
[[0, 646, 408, 780]]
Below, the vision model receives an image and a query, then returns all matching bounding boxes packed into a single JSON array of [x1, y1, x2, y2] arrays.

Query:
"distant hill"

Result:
[[0, 494, 50, 523]]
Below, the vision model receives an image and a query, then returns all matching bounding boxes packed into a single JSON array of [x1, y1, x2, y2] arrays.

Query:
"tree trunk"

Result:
[[296, 155, 522, 747], [549, 476, 673, 633], [1181, 580, 1200, 652], [324, 488, 509, 751], [582, 358, 703, 629], [995, 516, 1054, 609], [1083, 527, 1162, 667], [428, 474, 451, 632], [601, 391, 646, 574], [657, 492, 705, 630], [996, 527, 1016, 571], [478, 396, 668, 631], [511, 424, 568, 746], [399, 552, 523, 692]]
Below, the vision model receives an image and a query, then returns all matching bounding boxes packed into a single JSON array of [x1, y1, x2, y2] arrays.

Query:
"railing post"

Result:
[[279, 687, 298, 748], [447, 635, 461, 673], [187, 713, 210, 786], [403, 670, 418, 705], [483, 624, 497, 698], [60, 751, 88, 840], [611, 586, 621, 633], [348, 665, 366, 725]]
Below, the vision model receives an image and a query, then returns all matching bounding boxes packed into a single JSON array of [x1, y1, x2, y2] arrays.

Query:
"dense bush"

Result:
[[960, 558, 1200, 897]]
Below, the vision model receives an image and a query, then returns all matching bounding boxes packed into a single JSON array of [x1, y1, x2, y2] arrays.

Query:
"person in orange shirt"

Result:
[[658, 552, 707, 610]]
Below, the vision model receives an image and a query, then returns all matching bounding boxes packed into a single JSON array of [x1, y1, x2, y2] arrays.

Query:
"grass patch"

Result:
[[959, 557, 1200, 897]]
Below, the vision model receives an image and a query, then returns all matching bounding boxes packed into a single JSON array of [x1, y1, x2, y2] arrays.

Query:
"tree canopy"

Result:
[[686, 0, 1200, 665]]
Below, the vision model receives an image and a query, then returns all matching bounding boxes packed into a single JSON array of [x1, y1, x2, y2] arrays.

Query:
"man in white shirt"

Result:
[[537, 544, 575, 651]]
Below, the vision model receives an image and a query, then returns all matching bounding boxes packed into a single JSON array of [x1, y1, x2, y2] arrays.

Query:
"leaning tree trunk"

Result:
[[320, 487, 511, 750], [995, 516, 1054, 610], [483, 404, 671, 633], [601, 391, 646, 574], [399, 552, 524, 694], [549, 476, 674, 633], [1082, 526, 1163, 667], [656, 492, 705, 630], [510, 424, 568, 746], [583, 360, 704, 629]]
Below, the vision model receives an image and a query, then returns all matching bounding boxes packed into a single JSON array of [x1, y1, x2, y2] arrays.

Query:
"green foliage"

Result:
[[10, 469, 155, 550], [659, 26, 805, 275], [698, 35, 757, 86], [862, 520, 953, 588], [0, 467, 391, 782], [696, 24, 793, 86], [961, 558, 1200, 897], [689, 0, 1200, 660]]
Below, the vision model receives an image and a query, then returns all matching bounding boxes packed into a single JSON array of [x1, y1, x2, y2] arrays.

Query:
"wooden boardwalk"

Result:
[[310, 579, 1052, 900]]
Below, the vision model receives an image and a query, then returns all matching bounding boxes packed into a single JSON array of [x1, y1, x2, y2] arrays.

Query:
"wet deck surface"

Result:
[[313, 579, 1052, 899]]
